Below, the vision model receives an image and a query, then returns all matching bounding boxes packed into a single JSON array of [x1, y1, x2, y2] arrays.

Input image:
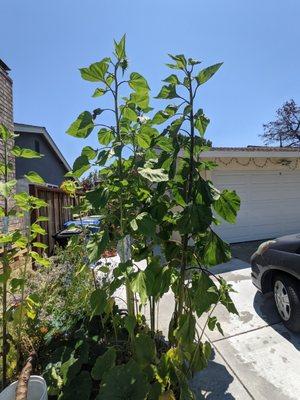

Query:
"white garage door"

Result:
[[212, 170, 300, 243]]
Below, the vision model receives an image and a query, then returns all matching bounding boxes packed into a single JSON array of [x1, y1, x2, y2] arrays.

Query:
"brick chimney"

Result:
[[0, 59, 13, 133], [0, 59, 19, 231]]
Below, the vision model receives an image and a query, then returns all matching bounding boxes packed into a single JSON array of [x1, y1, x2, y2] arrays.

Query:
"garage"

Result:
[[202, 147, 300, 243]]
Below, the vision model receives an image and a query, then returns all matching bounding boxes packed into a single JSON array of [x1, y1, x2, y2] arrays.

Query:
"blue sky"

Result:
[[1, 0, 300, 166]]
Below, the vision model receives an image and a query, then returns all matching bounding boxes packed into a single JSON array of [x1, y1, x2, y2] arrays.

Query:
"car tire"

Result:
[[273, 274, 300, 332]]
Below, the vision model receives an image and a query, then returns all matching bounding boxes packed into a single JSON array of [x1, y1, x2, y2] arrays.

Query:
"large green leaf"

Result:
[[24, 171, 45, 184], [86, 187, 109, 210], [130, 91, 149, 109], [11, 146, 42, 158], [130, 270, 148, 304], [155, 85, 178, 99], [138, 167, 168, 182], [72, 155, 90, 178], [90, 288, 107, 317], [86, 230, 109, 263], [152, 105, 178, 125], [174, 313, 196, 346], [134, 333, 156, 366], [66, 111, 94, 138], [194, 111, 210, 136], [79, 58, 109, 82], [130, 212, 156, 236], [201, 230, 231, 266], [177, 204, 212, 234], [196, 63, 223, 85], [81, 146, 97, 160], [213, 189, 240, 223], [91, 347, 116, 381], [60, 371, 92, 400], [0, 179, 17, 197], [136, 130, 151, 148], [97, 360, 149, 400], [190, 272, 219, 317], [129, 72, 150, 93], [163, 74, 180, 85], [98, 128, 114, 145], [123, 106, 138, 122]]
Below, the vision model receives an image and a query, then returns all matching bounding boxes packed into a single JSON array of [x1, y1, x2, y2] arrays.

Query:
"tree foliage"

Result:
[[261, 99, 300, 147]]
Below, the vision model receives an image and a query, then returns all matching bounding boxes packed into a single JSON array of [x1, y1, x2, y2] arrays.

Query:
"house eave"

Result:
[[201, 149, 300, 159], [14, 123, 71, 172]]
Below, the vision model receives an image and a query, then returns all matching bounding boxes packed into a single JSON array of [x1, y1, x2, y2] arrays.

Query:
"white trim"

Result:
[[201, 149, 300, 158], [14, 123, 71, 171]]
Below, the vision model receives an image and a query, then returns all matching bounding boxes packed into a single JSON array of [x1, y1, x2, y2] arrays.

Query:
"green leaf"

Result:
[[130, 270, 148, 304], [60, 371, 92, 400], [188, 58, 201, 66], [11, 146, 42, 158], [81, 146, 97, 160], [201, 230, 231, 266], [30, 251, 50, 267], [152, 105, 178, 125], [98, 128, 114, 145], [72, 155, 90, 178], [66, 111, 94, 138], [213, 189, 240, 224], [138, 167, 168, 182], [92, 88, 107, 97], [190, 341, 212, 372], [155, 85, 178, 99], [91, 348, 116, 381], [129, 72, 150, 92], [98, 360, 149, 400], [86, 230, 109, 263], [136, 130, 151, 148], [196, 62, 223, 85], [134, 333, 156, 366], [124, 315, 136, 336], [90, 288, 107, 317], [194, 110, 210, 136], [123, 106, 138, 122], [79, 58, 109, 82], [155, 136, 173, 152], [177, 204, 212, 235], [190, 272, 219, 317], [32, 241, 48, 249], [0, 180, 17, 197], [130, 212, 156, 236], [168, 54, 187, 70], [130, 91, 149, 109], [86, 187, 109, 210], [163, 74, 180, 85], [174, 313, 196, 346], [24, 171, 44, 184], [114, 34, 126, 60], [31, 223, 46, 235]]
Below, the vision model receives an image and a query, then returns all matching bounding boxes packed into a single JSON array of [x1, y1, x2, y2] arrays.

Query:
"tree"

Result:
[[261, 99, 300, 147]]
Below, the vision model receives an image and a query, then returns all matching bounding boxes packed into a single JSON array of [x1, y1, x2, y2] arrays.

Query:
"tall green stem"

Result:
[[177, 70, 195, 318], [113, 64, 135, 317], [2, 138, 9, 388]]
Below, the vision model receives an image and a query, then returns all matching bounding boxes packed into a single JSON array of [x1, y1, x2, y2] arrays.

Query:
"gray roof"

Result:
[[211, 146, 300, 152], [14, 123, 71, 171]]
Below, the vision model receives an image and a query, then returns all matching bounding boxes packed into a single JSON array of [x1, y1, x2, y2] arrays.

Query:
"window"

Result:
[[34, 139, 40, 153]]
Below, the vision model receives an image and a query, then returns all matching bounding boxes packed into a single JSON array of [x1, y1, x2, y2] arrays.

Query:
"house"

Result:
[[14, 123, 71, 187], [202, 146, 300, 243]]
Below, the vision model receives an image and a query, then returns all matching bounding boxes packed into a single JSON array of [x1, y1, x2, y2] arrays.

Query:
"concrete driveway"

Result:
[[191, 258, 300, 400], [107, 254, 300, 399]]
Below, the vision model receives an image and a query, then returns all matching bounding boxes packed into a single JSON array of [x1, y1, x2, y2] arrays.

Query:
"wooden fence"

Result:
[[29, 184, 75, 254]]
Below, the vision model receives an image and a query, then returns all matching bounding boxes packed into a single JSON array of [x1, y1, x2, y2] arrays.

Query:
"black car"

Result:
[[251, 234, 300, 332]]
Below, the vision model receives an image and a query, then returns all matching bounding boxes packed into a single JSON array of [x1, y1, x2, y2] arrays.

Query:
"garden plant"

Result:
[[0, 123, 49, 388], [0, 35, 240, 400]]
